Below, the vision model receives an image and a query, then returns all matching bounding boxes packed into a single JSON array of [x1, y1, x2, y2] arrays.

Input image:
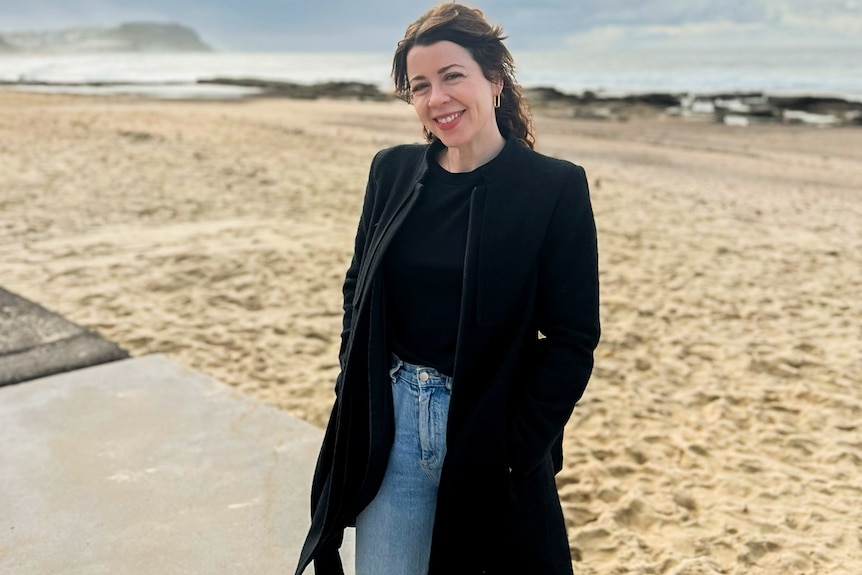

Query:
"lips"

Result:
[[434, 110, 464, 131], [436, 111, 462, 124]]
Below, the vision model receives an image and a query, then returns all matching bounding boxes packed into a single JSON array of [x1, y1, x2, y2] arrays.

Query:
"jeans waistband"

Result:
[[390, 354, 453, 390]]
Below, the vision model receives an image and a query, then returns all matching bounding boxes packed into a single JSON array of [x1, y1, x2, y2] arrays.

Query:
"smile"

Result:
[[435, 111, 463, 124]]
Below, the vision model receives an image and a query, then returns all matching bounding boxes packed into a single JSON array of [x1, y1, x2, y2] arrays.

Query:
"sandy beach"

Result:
[[1, 89, 860, 573]]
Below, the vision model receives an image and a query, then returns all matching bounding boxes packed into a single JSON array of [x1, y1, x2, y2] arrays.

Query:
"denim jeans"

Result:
[[354, 355, 452, 575]]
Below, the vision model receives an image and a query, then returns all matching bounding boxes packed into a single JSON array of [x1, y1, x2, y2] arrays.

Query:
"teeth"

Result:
[[437, 112, 461, 124]]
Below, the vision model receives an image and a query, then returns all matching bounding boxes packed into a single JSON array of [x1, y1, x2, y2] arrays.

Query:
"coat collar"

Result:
[[419, 132, 530, 186]]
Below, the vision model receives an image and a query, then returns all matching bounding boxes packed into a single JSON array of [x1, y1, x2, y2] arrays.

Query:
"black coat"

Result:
[[296, 135, 600, 574]]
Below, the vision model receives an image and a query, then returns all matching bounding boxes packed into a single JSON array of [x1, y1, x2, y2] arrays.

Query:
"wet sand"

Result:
[[1, 90, 860, 574]]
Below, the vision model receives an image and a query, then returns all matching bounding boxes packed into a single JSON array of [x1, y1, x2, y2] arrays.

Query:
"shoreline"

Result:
[[3, 78, 862, 127]]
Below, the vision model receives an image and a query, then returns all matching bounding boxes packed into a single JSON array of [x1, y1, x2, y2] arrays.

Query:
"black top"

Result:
[[383, 158, 482, 376]]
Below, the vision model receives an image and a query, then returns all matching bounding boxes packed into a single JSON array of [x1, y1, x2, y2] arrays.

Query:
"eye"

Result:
[[444, 72, 463, 81], [410, 82, 429, 94]]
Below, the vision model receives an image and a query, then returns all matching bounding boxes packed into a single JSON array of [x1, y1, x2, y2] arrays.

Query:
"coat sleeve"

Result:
[[508, 164, 600, 477], [334, 152, 380, 395]]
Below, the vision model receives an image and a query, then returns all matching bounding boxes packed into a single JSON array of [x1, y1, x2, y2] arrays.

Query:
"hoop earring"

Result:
[[493, 93, 501, 108]]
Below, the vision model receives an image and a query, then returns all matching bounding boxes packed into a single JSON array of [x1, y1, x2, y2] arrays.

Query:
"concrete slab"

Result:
[[0, 287, 129, 387], [0, 354, 354, 574]]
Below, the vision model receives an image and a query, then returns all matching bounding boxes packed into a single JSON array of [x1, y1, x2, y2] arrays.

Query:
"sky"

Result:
[[1, 0, 861, 52]]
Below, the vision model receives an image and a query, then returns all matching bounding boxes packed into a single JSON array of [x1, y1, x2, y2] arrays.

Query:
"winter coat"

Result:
[[296, 133, 600, 574]]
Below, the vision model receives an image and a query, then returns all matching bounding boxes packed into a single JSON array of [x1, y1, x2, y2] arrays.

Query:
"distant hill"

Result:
[[0, 22, 213, 53]]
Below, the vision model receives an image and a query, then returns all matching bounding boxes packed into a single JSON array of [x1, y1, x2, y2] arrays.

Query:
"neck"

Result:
[[440, 131, 506, 173]]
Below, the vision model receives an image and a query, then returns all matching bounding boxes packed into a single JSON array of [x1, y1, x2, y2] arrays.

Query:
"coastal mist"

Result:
[[2, 46, 861, 101]]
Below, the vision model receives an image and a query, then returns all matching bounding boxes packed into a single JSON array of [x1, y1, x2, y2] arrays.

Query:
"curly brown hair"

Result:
[[392, 3, 535, 149]]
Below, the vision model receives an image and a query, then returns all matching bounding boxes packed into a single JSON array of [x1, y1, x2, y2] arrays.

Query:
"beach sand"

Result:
[[1, 89, 860, 573]]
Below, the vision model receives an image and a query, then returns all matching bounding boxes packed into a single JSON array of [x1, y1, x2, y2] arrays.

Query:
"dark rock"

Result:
[[524, 86, 583, 106], [621, 93, 680, 108], [768, 95, 859, 114], [198, 78, 392, 101], [525, 87, 681, 122]]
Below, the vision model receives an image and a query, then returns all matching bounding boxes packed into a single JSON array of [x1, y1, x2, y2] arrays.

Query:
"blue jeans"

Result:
[[354, 355, 452, 575]]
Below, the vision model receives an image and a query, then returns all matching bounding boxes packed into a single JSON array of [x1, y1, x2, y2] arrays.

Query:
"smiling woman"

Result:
[[405, 41, 504, 171], [392, 5, 535, 150], [295, 5, 601, 575]]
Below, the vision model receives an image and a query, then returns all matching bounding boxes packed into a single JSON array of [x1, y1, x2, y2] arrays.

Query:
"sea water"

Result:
[[1, 47, 860, 100]]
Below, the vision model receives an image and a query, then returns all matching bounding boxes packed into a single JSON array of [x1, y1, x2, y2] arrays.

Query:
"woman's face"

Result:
[[406, 40, 502, 154]]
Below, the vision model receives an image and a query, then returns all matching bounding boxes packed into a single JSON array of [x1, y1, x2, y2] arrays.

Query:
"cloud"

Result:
[[563, 26, 831, 52], [1, 0, 861, 51], [0, 0, 172, 30], [563, 10, 862, 51]]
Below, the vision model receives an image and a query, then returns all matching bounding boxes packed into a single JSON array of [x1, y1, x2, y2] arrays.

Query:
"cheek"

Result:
[[414, 105, 433, 126]]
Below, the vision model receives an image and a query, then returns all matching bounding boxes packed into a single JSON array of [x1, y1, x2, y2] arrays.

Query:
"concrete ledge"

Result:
[[0, 354, 354, 574], [0, 287, 129, 387]]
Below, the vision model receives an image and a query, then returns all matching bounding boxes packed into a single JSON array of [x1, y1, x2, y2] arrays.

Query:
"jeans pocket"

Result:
[[419, 386, 450, 481]]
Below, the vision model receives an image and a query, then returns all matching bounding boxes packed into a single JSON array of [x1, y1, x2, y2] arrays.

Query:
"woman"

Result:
[[296, 4, 600, 574]]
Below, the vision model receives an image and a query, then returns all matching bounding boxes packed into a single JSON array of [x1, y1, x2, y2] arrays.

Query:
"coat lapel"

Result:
[[472, 140, 557, 326]]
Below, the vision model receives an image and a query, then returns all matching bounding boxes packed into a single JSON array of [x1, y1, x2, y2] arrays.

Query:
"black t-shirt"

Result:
[[382, 159, 482, 376]]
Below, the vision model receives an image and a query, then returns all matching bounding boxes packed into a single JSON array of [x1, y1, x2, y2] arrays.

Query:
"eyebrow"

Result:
[[409, 63, 465, 84]]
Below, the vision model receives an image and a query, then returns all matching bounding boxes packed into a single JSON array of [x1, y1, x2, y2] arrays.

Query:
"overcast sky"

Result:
[[2, 0, 861, 51]]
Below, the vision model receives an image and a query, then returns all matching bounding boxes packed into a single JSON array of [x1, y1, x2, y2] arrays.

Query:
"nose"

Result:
[[428, 84, 450, 107]]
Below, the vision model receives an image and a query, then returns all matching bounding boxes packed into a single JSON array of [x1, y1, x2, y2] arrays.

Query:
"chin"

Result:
[[433, 132, 462, 149]]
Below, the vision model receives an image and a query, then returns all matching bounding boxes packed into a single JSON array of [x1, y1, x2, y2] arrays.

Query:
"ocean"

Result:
[[1, 46, 860, 101]]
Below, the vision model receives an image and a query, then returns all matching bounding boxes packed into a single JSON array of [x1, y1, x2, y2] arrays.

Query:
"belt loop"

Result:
[[389, 354, 403, 380]]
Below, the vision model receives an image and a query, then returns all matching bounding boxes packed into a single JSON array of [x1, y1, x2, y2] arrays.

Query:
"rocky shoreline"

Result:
[[202, 78, 862, 127], [198, 78, 392, 101], [4, 76, 861, 127], [523, 86, 862, 127]]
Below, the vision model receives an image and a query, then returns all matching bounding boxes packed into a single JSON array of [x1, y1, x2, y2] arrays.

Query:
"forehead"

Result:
[[406, 40, 478, 76]]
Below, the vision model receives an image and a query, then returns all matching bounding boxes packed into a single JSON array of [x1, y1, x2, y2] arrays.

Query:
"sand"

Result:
[[1, 89, 860, 574]]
